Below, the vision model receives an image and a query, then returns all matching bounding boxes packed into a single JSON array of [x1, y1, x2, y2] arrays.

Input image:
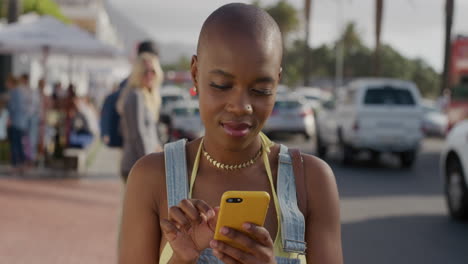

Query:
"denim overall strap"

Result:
[[164, 139, 189, 208], [277, 144, 307, 254], [164, 139, 223, 264]]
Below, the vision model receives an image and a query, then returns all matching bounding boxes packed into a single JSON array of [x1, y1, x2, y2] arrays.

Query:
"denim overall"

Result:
[[164, 139, 306, 263]]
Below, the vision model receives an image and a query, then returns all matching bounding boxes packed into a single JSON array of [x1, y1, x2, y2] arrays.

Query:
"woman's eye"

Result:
[[252, 89, 273, 96], [210, 82, 231, 90]]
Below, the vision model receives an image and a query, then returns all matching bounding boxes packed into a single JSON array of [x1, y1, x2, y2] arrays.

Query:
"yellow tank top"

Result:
[[159, 133, 306, 263]]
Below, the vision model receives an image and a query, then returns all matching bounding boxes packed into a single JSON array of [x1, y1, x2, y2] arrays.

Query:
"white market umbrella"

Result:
[[0, 16, 120, 57]]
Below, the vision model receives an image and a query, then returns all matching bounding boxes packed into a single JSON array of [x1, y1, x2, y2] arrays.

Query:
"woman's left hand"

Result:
[[210, 223, 276, 264]]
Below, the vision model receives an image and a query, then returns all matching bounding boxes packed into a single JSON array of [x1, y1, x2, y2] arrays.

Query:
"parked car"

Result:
[[295, 87, 330, 110], [421, 100, 448, 138], [440, 120, 468, 220], [159, 86, 190, 143], [170, 100, 204, 141], [315, 78, 423, 167], [263, 96, 315, 139], [160, 86, 190, 114]]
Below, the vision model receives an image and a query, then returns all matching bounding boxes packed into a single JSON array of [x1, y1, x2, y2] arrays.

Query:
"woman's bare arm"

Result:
[[118, 153, 165, 264], [302, 155, 343, 264]]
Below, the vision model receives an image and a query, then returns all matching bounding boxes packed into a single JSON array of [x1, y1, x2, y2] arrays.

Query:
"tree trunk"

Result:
[[374, 0, 383, 76], [303, 0, 312, 86], [441, 0, 454, 95], [0, 0, 21, 93]]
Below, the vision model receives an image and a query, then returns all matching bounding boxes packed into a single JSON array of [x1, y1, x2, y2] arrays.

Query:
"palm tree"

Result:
[[374, 0, 384, 76], [303, 0, 312, 85], [441, 0, 454, 94]]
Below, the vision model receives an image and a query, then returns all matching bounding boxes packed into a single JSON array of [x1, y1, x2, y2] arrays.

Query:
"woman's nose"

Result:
[[225, 91, 253, 116]]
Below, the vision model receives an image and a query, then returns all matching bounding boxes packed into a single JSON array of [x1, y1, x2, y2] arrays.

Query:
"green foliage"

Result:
[[262, 0, 300, 41], [282, 20, 440, 97], [0, 0, 70, 23], [162, 56, 192, 72]]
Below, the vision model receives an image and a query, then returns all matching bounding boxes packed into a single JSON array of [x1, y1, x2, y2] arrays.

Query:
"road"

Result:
[[278, 134, 468, 264], [1, 136, 467, 263]]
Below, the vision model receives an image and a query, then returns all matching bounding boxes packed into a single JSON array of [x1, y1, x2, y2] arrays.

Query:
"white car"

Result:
[[170, 100, 204, 141], [421, 101, 448, 138], [440, 120, 468, 220], [159, 87, 190, 143], [160, 86, 190, 114], [295, 87, 326, 110], [316, 78, 423, 167], [263, 96, 315, 139]]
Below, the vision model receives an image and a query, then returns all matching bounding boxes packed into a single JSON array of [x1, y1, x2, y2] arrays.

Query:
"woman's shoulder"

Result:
[[299, 153, 339, 214], [128, 151, 166, 181], [301, 153, 334, 180], [126, 152, 167, 211]]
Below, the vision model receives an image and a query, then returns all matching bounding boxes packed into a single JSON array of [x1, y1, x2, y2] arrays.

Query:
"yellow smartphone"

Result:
[[214, 191, 270, 251]]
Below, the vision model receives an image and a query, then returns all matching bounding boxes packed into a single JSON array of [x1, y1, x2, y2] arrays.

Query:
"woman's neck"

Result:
[[201, 135, 263, 166]]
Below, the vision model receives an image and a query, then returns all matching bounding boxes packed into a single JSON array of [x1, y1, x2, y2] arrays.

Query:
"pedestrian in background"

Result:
[[100, 40, 160, 148], [6, 74, 28, 174], [0, 97, 9, 163], [116, 52, 164, 183], [24, 74, 41, 165], [37, 79, 52, 164], [64, 84, 78, 147]]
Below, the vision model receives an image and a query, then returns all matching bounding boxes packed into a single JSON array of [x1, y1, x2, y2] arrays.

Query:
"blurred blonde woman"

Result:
[[117, 52, 164, 182]]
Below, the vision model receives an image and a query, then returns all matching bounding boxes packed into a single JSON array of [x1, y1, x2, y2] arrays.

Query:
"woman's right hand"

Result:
[[160, 199, 219, 263]]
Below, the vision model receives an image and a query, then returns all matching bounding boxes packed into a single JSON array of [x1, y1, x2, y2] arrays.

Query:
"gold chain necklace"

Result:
[[202, 146, 263, 171]]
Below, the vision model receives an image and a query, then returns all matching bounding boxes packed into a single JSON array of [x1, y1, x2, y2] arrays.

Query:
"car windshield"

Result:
[[363, 86, 415, 106], [173, 107, 199, 116], [305, 95, 321, 101], [274, 100, 301, 109], [162, 95, 184, 106]]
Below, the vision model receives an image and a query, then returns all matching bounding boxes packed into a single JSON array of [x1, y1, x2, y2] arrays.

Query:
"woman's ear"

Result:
[[278, 67, 283, 82], [191, 55, 199, 88]]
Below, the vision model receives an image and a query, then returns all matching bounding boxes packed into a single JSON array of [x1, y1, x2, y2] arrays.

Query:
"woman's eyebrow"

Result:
[[209, 69, 235, 78], [254, 77, 275, 83]]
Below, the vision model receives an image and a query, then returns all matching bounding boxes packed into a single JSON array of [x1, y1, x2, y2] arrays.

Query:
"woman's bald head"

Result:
[[196, 3, 282, 62]]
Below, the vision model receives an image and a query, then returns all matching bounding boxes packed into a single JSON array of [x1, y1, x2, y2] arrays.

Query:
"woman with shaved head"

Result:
[[118, 3, 342, 264]]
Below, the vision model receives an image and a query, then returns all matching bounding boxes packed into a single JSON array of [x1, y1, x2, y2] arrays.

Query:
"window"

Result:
[[173, 107, 199, 116], [162, 95, 184, 107], [452, 84, 468, 100], [363, 86, 415, 106], [274, 100, 301, 109]]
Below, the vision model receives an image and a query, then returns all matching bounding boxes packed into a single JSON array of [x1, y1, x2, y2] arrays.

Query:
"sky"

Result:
[[110, 0, 468, 73]]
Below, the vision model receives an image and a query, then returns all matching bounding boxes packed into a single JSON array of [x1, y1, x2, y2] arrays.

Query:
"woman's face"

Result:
[[141, 60, 156, 89], [192, 32, 282, 151]]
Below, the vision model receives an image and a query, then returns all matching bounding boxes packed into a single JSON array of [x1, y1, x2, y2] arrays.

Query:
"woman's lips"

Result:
[[221, 121, 252, 137]]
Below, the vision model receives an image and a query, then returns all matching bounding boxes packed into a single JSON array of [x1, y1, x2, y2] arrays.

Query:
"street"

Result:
[[284, 134, 468, 264], [1, 136, 468, 263]]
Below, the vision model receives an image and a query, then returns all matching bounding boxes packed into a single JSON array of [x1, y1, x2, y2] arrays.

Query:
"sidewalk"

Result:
[[0, 146, 124, 263]]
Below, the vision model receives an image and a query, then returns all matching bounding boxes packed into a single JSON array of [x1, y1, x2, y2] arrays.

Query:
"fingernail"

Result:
[[210, 240, 218, 248], [221, 227, 229, 235], [207, 209, 215, 218], [243, 223, 251, 230]]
